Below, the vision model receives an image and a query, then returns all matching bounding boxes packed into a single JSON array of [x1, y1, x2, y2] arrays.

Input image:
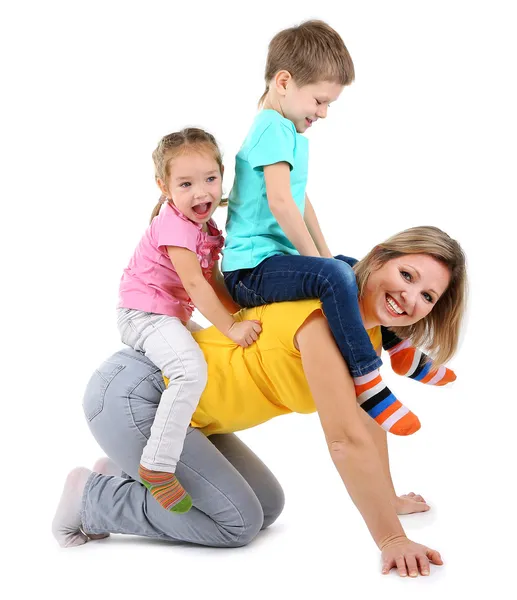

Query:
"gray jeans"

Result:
[[81, 348, 285, 547]]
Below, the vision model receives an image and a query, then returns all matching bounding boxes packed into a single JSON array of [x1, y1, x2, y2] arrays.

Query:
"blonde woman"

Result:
[[53, 226, 467, 578]]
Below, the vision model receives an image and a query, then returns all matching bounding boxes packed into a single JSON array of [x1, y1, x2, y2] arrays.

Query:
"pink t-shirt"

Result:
[[118, 202, 224, 321]]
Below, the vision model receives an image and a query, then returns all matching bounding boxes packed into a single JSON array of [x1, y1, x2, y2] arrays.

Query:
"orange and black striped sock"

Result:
[[138, 465, 192, 513], [354, 370, 420, 436], [387, 339, 456, 386]]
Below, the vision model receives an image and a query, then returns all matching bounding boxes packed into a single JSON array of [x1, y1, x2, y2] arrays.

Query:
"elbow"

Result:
[[328, 433, 370, 460], [183, 276, 206, 295], [268, 195, 291, 214]]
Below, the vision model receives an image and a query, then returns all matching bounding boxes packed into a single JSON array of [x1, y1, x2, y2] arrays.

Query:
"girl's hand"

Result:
[[227, 320, 262, 347], [381, 536, 443, 577], [395, 492, 430, 515]]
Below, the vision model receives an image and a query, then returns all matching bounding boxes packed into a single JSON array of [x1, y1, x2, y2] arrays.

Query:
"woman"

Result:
[[52, 226, 467, 578]]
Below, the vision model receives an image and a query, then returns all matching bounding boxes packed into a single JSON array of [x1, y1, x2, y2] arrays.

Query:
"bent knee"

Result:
[[261, 485, 285, 530], [322, 259, 357, 289], [219, 502, 264, 548], [162, 351, 208, 390]]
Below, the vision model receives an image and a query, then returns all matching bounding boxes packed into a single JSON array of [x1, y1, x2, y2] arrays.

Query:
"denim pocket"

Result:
[[83, 361, 125, 421]]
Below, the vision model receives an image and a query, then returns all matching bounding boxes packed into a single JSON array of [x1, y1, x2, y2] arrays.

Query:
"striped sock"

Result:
[[138, 465, 192, 513], [387, 339, 456, 386], [354, 371, 421, 436]]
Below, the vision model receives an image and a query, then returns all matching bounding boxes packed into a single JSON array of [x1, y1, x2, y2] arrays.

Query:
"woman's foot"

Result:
[[52, 467, 92, 548], [85, 457, 123, 540]]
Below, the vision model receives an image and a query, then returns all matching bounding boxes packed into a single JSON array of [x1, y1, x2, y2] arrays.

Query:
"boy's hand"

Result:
[[227, 320, 262, 347]]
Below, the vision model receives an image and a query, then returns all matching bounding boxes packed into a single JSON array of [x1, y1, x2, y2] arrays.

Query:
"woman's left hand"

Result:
[[395, 492, 430, 515]]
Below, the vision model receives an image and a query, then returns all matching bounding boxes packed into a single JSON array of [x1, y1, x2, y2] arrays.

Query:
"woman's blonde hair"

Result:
[[258, 19, 355, 107], [149, 128, 226, 223], [354, 226, 468, 365]]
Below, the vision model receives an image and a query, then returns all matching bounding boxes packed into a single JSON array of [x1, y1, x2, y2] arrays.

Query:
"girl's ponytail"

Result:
[[149, 195, 167, 224]]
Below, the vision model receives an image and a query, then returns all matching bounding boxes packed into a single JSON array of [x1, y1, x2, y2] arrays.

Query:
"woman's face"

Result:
[[361, 254, 451, 328]]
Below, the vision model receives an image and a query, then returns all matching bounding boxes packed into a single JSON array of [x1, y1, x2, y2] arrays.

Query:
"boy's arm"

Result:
[[264, 162, 320, 257], [304, 194, 333, 258]]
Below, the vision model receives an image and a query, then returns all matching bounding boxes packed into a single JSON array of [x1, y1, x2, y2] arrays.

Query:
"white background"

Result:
[[1, 0, 516, 598]]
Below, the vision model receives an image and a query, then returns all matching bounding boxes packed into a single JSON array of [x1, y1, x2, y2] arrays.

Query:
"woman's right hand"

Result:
[[227, 320, 262, 347], [380, 535, 443, 577]]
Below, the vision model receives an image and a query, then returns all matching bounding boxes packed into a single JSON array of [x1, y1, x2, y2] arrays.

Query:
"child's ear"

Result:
[[274, 70, 292, 95], [156, 178, 169, 198]]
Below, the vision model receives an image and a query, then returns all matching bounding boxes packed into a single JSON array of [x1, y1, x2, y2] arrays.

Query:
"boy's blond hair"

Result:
[[259, 20, 355, 106]]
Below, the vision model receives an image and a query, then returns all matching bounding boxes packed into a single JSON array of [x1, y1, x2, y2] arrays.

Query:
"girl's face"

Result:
[[280, 79, 343, 133], [159, 151, 223, 224], [360, 254, 451, 328]]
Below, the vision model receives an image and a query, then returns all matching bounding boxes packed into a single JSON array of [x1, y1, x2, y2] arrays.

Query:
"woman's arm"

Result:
[[295, 311, 442, 576], [263, 163, 320, 257], [358, 353, 431, 516]]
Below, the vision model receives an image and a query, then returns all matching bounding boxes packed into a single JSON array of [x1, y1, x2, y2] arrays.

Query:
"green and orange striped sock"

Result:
[[354, 370, 421, 436], [138, 465, 192, 513]]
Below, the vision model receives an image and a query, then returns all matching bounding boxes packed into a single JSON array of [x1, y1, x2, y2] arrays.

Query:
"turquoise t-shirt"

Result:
[[222, 110, 309, 271]]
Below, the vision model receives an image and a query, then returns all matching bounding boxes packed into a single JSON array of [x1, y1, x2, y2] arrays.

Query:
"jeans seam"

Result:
[[145, 318, 190, 464], [125, 373, 164, 443], [175, 457, 250, 540]]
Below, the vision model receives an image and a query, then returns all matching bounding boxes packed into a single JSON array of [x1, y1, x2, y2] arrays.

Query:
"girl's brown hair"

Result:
[[259, 19, 355, 106], [354, 226, 468, 365], [150, 128, 226, 223]]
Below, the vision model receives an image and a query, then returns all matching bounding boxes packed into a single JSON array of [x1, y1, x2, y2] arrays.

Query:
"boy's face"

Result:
[[282, 79, 344, 133]]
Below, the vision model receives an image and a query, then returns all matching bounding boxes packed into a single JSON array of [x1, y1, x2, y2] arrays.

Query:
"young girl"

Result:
[[117, 128, 262, 513], [223, 20, 455, 436]]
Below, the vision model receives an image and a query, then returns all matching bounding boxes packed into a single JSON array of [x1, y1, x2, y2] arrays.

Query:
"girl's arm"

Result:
[[304, 194, 333, 258], [295, 311, 442, 577], [209, 262, 241, 314], [167, 246, 261, 347], [263, 163, 320, 257]]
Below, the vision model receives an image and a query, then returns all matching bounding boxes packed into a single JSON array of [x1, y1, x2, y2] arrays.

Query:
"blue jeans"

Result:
[[224, 254, 382, 377]]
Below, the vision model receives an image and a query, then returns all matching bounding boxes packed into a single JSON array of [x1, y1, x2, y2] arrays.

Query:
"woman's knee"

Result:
[[223, 501, 264, 547], [261, 483, 285, 530]]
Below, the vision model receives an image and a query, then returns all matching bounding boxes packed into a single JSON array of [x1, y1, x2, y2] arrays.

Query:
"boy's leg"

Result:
[[225, 255, 420, 435], [381, 327, 456, 386]]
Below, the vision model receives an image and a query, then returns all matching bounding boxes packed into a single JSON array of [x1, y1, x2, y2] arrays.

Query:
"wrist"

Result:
[[378, 532, 408, 551], [221, 317, 236, 335]]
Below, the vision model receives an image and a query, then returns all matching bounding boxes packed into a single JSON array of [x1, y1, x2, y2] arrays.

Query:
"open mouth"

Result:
[[192, 202, 212, 217], [385, 294, 406, 317], [305, 117, 313, 127]]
